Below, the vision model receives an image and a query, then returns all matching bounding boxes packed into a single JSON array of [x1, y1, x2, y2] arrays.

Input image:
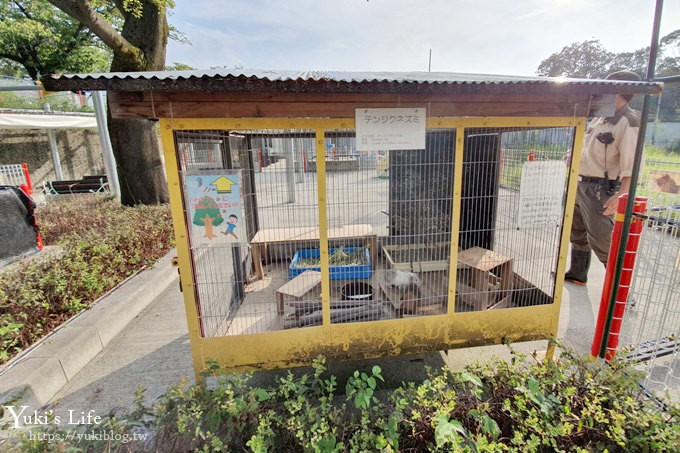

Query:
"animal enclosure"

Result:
[[41, 69, 661, 376], [162, 117, 580, 373], [173, 124, 572, 329]]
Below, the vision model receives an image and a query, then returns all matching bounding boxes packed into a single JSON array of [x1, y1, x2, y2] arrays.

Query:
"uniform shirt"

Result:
[[579, 104, 641, 180]]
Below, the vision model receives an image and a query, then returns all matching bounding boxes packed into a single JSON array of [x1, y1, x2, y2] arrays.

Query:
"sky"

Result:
[[165, 0, 680, 77]]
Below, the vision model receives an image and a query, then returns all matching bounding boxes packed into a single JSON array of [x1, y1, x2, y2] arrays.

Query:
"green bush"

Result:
[[0, 91, 94, 113], [9, 350, 679, 452], [0, 196, 174, 364]]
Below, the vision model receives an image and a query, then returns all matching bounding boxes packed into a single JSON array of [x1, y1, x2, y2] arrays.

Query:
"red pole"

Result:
[[20, 163, 32, 196], [590, 194, 647, 360], [528, 149, 536, 161], [35, 229, 44, 251]]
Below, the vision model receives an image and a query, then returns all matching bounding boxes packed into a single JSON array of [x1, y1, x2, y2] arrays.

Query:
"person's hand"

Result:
[[603, 194, 619, 216]]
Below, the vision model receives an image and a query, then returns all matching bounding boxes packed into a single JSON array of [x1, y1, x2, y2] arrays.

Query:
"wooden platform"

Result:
[[275, 270, 321, 314], [216, 247, 547, 336]]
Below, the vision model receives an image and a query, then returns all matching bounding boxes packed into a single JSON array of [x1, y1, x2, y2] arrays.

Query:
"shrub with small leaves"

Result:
[[0, 196, 174, 365], [8, 348, 678, 452]]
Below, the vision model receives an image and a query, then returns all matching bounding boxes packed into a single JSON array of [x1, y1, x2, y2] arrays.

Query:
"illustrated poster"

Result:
[[185, 172, 243, 243]]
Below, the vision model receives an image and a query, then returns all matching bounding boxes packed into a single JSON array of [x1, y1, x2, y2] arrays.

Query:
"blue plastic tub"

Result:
[[289, 247, 372, 280]]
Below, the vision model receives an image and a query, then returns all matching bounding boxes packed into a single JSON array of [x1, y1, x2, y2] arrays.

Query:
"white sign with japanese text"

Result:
[[355, 108, 426, 151], [517, 160, 567, 228]]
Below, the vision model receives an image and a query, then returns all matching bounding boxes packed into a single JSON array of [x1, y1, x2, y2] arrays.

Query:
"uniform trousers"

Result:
[[570, 179, 618, 265]]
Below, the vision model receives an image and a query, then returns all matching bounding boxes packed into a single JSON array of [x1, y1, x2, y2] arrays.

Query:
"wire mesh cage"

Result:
[[457, 127, 571, 312], [172, 123, 575, 339], [0, 163, 31, 194], [620, 182, 680, 404]]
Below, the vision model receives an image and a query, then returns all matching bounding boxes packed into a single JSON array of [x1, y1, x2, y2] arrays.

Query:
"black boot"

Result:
[[565, 250, 591, 286]]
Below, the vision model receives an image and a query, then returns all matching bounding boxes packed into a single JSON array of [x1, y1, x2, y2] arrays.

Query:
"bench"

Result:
[[44, 175, 109, 196]]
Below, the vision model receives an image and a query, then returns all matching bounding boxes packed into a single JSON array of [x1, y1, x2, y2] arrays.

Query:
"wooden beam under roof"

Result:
[[109, 91, 597, 119]]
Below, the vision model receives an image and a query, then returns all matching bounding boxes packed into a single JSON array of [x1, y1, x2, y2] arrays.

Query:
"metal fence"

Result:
[[619, 159, 680, 405], [0, 163, 31, 194], [500, 129, 680, 405]]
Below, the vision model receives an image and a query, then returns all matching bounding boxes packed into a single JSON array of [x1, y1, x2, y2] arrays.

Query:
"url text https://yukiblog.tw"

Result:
[[27, 429, 147, 444]]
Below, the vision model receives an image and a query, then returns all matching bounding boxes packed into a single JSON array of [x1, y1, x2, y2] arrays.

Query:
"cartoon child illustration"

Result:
[[222, 214, 239, 239]]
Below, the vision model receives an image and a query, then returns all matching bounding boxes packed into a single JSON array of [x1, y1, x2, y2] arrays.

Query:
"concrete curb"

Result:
[[0, 249, 179, 410]]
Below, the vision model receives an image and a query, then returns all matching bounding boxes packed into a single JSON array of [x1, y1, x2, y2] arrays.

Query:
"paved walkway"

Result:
[[47, 283, 194, 418]]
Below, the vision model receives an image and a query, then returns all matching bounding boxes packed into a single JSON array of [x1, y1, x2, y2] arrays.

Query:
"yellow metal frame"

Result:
[[159, 116, 585, 378]]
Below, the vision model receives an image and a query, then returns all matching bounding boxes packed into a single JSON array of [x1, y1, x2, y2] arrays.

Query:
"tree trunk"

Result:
[[107, 0, 170, 205], [108, 115, 168, 205], [202, 214, 215, 240]]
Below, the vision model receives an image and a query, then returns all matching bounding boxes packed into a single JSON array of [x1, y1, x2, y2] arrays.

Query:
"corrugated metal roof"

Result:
[[48, 68, 565, 83], [41, 68, 662, 95], [39, 68, 640, 84]]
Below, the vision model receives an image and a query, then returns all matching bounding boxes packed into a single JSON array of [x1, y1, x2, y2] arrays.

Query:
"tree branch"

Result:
[[12, 1, 33, 20], [47, 0, 139, 60]]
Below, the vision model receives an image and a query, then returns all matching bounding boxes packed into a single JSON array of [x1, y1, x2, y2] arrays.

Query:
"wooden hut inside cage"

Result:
[[43, 70, 661, 377]]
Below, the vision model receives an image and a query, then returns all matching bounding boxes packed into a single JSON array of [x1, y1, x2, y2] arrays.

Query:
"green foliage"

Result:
[[345, 365, 384, 410], [0, 196, 174, 365], [537, 29, 680, 121], [164, 61, 195, 71], [537, 39, 613, 79], [645, 144, 680, 161], [192, 196, 224, 227], [7, 0, 187, 207], [0, 0, 112, 79], [8, 349, 679, 452], [121, 0, 176, 19], [0, 89, 93, 112], [0, 59, 26, 78], [537, 30, 680, 79], [499, 143, 680, 195]]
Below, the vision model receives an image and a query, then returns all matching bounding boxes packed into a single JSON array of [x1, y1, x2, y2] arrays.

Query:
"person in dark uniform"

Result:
[[565, 70, 642, 286]]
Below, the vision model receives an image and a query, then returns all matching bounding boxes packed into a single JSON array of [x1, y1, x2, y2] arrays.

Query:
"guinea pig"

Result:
[[386, 269, 422, 289]]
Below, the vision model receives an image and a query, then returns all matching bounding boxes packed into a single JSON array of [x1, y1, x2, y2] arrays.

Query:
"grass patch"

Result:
[[645, 145, 680, 163], [501, 144, 680, 199], [0, 196, 174, 364]]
